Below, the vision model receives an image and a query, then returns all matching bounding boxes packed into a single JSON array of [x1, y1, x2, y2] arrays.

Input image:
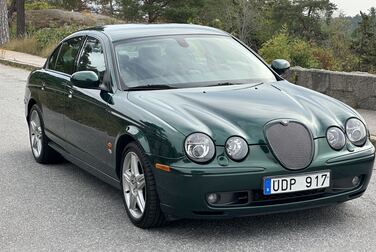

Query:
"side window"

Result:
[[55, 36, 84, 75], [47, 44, 62, 70], [77, 37, 106, 82]]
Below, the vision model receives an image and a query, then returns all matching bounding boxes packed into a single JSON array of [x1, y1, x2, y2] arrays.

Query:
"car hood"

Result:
[[127, 81, 361, 145]]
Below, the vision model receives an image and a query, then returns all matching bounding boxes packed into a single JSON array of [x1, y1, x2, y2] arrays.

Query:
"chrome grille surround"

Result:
[[265, 120, 314, 170]]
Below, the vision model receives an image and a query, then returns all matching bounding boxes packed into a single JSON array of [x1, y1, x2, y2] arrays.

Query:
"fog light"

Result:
[[352, 176, 360, 186], [207, 193, 219, 204]]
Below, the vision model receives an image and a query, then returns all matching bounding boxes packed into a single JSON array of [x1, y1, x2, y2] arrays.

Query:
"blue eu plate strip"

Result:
[[264, 178, 271, 195]]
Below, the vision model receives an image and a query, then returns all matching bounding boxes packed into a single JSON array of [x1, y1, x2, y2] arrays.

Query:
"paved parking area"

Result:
[[0, 63, 375, 251]]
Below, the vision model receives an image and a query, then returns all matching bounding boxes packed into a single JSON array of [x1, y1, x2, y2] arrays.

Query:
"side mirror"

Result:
[[71, 71, 100, 89], [271, 59, 290, 75]]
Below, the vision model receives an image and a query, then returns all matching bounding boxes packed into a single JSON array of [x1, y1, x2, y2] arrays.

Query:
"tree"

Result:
[[117, 0, 173, 23], [16, 0, 25, 38], [117, 0, 140, 21], [268, 0, 337, 42], [93, 0, 115, 15], [322, 14, 358, 71], [194, 0, 236, 30], [192, 0, 266, 49], [352, 8, 376, 73], [233, 0, 265, 48], [117, 0, 203, 23], [49, 0, 89, 11], [8, 0, 16, 23], [0, 0, 9, 45], [163, 0, 204, 23], [142, 0, 171, 23]]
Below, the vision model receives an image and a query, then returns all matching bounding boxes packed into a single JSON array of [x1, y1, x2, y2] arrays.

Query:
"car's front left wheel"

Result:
[[121, 142, 166, 228]]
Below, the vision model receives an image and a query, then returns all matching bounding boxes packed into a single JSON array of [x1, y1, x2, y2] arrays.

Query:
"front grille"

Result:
[[265, 121, 314, 170]]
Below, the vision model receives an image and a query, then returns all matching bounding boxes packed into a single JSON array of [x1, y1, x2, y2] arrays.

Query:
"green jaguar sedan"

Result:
[[25, 24, 375, 228]]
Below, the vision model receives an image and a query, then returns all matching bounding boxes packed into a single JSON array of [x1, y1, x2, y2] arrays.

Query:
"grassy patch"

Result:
[[1, 26, 86, 58], [2, 37, 40, 56], [2, 36, 60, 58]]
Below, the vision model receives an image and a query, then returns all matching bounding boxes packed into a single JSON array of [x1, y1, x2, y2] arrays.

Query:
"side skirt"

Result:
[[49, 141, 121, 190]]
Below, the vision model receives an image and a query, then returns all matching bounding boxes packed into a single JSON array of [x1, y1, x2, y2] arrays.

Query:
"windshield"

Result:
[[115, 35, 277, 89]]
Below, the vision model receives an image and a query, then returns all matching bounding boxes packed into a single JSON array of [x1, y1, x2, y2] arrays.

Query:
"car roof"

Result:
[[83, 24, 229, 42]]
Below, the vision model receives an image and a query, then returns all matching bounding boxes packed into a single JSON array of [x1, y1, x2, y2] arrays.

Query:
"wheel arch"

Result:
[[114, 126, 152, 179], [26, 98, 37, 122]]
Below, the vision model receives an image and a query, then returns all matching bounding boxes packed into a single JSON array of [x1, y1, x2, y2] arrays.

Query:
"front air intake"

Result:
[[265, 120, 314, 170]]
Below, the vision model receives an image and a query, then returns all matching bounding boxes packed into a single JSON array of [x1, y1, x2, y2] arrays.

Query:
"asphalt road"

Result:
[[0, 63, 375, 252]]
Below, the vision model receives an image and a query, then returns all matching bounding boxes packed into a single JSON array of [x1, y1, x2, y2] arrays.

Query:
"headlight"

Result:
[[346, 118, 367, 146], [185, 133, 215, 163], [225, 136, 249, 161], [326, 127, 346, 150]]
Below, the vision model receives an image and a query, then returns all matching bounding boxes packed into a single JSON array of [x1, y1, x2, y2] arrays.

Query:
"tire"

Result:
[[121, 142, 166, 228], [28, 105, 62, 164]]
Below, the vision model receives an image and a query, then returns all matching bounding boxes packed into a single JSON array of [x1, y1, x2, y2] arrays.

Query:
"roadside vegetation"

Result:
[[0, 0, 376, 73], [3, 25, 85, 57]]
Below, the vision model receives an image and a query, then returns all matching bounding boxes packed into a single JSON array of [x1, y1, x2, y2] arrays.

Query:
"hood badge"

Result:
[[280, 120, 289, 126]]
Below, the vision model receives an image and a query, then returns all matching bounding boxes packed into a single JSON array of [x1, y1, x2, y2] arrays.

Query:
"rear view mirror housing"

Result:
[[271, 59, 291, 75], [71, 71, 100, 89]]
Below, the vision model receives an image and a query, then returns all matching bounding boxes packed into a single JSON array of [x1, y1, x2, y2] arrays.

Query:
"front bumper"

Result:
[[153, 141, 375, 219]]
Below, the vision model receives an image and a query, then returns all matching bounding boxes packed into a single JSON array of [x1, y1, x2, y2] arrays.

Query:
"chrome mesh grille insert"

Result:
[[265, 121, 313, 170]]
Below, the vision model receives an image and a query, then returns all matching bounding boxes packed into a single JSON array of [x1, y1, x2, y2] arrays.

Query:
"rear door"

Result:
[[40, 36, 84, 147]]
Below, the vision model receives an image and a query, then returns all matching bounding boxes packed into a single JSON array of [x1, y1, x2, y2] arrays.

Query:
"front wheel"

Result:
[[121, 142, 166, 228]]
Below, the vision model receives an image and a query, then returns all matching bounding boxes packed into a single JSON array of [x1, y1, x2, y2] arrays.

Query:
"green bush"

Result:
[[258, 33, 291, 63], [34, 26, 86, 51], [311, 47, 338, 70], [259, 32, 339, 70], [25, 1, 56, 10], [289, 39, 319, 69]]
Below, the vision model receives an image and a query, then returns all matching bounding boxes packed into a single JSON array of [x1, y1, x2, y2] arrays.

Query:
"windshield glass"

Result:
[[115, 35, 276, 89]]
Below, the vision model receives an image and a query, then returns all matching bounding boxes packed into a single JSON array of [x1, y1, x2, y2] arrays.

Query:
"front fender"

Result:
[[115, 125, 151, 154]]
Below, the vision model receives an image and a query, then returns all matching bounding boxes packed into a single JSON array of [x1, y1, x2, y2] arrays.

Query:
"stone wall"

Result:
[[283, 67, 376, 110]]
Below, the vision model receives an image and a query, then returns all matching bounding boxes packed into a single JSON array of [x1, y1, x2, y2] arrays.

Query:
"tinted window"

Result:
[[115, 35, 276, 88], [47, 44, 61, 70], [55, 37, 84, 75], [77, 37, 106, 82]]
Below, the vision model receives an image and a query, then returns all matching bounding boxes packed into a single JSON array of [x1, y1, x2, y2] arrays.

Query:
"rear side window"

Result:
[[55, 37, 84, 75], [77, 37, 106, 82], [47, 44, 61, 70]]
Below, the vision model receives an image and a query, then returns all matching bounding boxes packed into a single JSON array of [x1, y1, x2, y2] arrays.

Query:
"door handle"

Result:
[[41, 82, 46, 91], [68, 90, 73, 99]]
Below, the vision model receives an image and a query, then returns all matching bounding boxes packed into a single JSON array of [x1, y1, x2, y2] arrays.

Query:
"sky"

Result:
[[331, 0, 375, 16]]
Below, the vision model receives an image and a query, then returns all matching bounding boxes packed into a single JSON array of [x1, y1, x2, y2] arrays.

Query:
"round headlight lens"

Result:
[[346, 118, 367, 146], [225, 136, 249, 161], [326, 127, 346, 150], [185, 133, 215, 163]]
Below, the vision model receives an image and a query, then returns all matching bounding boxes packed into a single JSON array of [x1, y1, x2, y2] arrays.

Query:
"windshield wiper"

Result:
[[126, 84, 176, 91], [210, 82, 245, 87]]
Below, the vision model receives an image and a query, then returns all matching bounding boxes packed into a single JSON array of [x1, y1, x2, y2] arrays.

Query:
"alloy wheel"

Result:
[[29, 110, 43, 158], [122, 151, 146, 219]]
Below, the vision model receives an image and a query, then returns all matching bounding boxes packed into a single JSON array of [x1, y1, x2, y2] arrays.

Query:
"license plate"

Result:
[[263, 171, 330, 195]]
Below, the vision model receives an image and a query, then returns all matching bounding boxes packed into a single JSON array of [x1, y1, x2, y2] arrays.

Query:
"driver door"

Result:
[[64, 36, 111, 173]]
